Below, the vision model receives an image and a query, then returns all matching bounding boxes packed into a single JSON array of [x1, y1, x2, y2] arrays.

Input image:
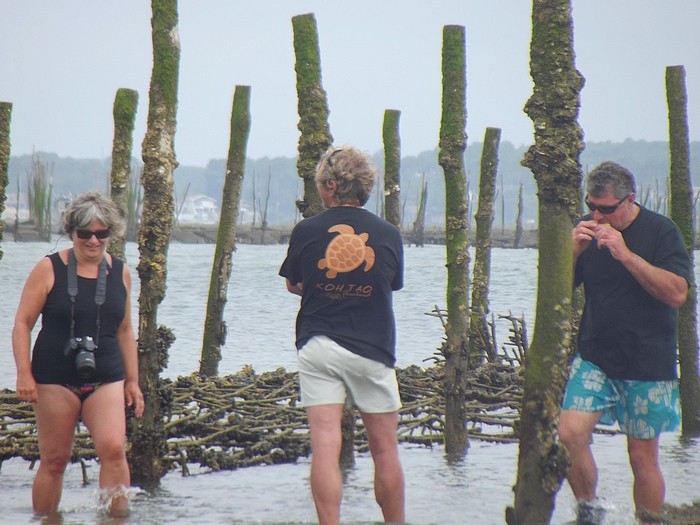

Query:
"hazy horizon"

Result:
[[7, 137, 697, 170], [1, 1, 698, 167]]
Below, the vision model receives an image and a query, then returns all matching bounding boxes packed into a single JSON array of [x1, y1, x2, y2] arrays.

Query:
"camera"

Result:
[[64, 336, 97, 379]]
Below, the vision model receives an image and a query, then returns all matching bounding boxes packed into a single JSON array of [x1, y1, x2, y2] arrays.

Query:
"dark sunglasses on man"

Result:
[[584, 193, 630, 215]]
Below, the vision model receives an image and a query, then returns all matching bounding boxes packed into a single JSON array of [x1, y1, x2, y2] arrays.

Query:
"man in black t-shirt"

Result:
[[280, 146, 405, 524], [559, 161, 690, 524]]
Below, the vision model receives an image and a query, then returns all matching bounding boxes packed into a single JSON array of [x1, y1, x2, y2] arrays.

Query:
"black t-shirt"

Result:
[[32, 252, 127, 385], [575, 205, 691, 380], [279, 206, 404, 368]]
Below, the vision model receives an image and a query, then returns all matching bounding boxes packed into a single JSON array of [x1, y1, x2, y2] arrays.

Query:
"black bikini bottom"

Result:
[[62, 382, 102, 402]]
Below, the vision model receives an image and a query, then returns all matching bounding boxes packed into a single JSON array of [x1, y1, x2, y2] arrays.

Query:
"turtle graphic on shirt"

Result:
[[318, 224, 375, 278]]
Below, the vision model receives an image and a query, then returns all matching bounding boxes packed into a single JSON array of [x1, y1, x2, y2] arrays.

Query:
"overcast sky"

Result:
[[1, 1, 698, 167]]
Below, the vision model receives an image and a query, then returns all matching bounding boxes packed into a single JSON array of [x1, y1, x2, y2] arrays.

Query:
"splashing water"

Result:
[[96, 485, 142, 518]]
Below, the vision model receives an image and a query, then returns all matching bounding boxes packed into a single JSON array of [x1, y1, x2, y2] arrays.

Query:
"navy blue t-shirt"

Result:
[[32, 252, 127, 385], [279, 206, 404, 368], [576, 205, 691, 380]]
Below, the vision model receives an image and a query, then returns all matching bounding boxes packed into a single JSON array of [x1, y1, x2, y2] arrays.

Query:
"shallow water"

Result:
[[2, 434, 698, 524], [0, 241, 698, 524]]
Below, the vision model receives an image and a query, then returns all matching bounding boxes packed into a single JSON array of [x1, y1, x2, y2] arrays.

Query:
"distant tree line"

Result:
[[6, 140, 700, 230]]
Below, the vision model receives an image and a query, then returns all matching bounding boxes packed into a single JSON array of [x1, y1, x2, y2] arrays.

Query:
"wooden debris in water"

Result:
[[0, 362, 523, 474]]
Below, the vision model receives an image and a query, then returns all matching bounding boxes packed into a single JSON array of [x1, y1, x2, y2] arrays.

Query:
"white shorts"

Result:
[[297, 335, 402, 413]]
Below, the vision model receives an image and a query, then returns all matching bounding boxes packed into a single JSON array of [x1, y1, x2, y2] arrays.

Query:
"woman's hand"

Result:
[[16, 372, 38, 403], [124, 379, 145, 417]]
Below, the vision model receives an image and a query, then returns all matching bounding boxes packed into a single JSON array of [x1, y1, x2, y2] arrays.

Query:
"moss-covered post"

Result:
[[200, 85, 252, 378], [109, 88, 139, 261], [469, 127, 501, 365], [0, 102, 11, 260], [292, 13, 333, 219], [506, 0, 584, 522], [129, 0, 180, 490], [666, 64, 700, 434], [292, 13, 358, 465], [383, 109, 402, 229], [438, 24, 470, 457]]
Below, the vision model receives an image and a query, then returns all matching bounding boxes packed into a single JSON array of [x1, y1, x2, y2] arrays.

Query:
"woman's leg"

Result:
[[33, 384, 82, 515], [82, 380, 130, 517]]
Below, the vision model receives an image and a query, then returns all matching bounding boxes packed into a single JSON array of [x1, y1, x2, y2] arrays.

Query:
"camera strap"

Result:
[[67, 249, 108, 347]]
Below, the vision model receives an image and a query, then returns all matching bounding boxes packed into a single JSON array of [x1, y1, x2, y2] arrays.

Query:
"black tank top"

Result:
[[32, 251, 127, 385]]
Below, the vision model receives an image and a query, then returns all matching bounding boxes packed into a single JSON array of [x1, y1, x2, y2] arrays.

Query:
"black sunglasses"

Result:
[[75, 229, 111, 240], [584, 193, 630, 215]]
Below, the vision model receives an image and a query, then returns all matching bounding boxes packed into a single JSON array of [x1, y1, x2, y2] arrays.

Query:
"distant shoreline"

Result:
[[1, 221, 539, 248]]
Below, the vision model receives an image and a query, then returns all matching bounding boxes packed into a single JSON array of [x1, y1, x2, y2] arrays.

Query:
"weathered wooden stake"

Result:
[[109, 88, 139, 261], [200, 85, 252, 378], [514, 183, 524, 249], [383, 109, 402, 229], [469, 127, 501, 365], [129, 0, 180, 490], [666, 64, 700, 434], [292, 13, 333, 219], [507, 0, 584, 522], [0, 101, 11, 260], [438, 24, 470, 457]]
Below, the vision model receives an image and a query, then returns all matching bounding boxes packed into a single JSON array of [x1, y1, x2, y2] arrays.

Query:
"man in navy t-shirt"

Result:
[[280, 146, 405, 524], [559, 161, 690, 524]]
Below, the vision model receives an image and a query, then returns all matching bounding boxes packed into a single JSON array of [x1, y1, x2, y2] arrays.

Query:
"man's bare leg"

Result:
[[559, 409, 602, 502], [307, 404, 344, 525], [628, 436, 664, 524], [362, 411, 405, 523]]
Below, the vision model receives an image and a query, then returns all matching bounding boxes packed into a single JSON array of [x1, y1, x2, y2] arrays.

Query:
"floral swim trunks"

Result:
[[562, 356, 680, 439]]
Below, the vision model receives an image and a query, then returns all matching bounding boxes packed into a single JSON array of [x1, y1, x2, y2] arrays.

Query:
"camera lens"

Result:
[[76, 350, 97, 379]]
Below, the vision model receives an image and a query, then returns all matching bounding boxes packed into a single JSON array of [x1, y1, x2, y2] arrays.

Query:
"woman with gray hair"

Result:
[[12, 190, 144, 518], [314, 146, 377, 207], [280, 146, 405, 524]]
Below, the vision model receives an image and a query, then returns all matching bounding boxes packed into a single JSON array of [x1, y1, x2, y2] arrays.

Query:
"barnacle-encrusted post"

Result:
[[130, 0, 180, 490], [0, 101, 11, 260], [507, 0, 584, 522], [109, 88, 139, 261], [292, 13, 333, 218], [666, 65, 700, 434], [383, 109, 402, 229], [200, 85, 252, 378], [438, 24, 470, 457], [469, 127, 501, 365]]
